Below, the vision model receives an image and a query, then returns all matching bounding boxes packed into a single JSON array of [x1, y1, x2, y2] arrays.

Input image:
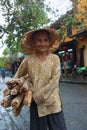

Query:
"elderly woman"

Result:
[[14, 28, 67, 130]]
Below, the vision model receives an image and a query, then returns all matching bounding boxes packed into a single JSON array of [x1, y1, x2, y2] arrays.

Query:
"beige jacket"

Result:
[[14, 53, 62, 117]]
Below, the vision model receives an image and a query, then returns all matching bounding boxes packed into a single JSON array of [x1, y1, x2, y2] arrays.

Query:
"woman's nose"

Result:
[[41, 40, 45, 45]]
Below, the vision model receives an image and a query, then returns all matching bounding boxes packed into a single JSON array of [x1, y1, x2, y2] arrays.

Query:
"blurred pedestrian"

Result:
[[0, 67, 6, 83]]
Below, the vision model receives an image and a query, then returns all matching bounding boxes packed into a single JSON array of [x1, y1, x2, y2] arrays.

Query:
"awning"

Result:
[[70, 29, 87, 38]]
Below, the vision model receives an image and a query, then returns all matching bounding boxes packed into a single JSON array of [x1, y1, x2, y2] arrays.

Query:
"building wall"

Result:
[[52, 0, 87, 66], [77, 38, 87, 66], [69, 0, 87, 66], [72, 0, 87, 34]]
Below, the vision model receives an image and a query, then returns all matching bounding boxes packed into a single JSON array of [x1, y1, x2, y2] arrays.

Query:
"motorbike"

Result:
[[73, 66, 87, 77]]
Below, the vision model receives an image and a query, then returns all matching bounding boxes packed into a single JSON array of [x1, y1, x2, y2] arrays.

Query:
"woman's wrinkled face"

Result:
[[33, 31, 50, 53]]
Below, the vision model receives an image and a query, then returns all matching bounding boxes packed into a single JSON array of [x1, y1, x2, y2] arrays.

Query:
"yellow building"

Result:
[[51, 0, 87, 68], [71, 0, 87, 67]]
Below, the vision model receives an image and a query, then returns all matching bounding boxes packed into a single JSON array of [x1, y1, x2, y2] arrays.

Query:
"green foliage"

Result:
[[2, 48, 10, 55], [0, 57, 8, 68], [0, 0, 49, 53], [55, 12, 74, 39]]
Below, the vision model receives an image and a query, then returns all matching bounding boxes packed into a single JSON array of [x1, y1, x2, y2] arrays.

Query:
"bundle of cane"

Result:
[[23, 90, 32, 106], [20, 79, 33, 106], [1, 95, 15, 107], [13, 102, 24, 116], [3, 88, 11, 96], [4, 74, 29, 96], [6, 77, 25, 90], [11, 93, 25, 109], [1, 75, 32, 116]]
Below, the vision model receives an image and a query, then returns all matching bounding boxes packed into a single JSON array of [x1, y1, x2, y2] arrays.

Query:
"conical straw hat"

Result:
[[21, 28, 60, 54]]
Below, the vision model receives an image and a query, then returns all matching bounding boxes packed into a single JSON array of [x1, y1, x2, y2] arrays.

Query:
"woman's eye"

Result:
[[45, 39, 49, 42]]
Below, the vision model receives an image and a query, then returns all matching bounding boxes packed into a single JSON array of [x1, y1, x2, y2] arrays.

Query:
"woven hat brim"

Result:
[[21, 28, 60, 54]]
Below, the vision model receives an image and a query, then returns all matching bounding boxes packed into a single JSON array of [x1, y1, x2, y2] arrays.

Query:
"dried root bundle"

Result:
[[23, 90, 32, 106], [1, 75, 32, 116], [3, 88, 11, 96], [1, 96, 15, 107], [13, 102, 23, 116], [11, 93, 24, 109]]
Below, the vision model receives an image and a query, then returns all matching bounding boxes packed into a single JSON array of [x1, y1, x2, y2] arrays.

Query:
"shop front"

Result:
[[54, 39, 77, 73]]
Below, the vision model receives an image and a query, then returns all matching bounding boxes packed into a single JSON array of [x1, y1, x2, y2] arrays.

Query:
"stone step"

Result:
[[6, 106, 30, 130], [0, 106, 18, 130]]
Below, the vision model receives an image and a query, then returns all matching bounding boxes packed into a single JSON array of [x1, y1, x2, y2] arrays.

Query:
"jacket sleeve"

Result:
[[14, 57, 28, 79], [33, 56, 61, 104]]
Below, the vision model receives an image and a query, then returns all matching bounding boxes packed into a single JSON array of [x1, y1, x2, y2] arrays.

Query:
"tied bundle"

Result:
[[1, 75, 32, 116]]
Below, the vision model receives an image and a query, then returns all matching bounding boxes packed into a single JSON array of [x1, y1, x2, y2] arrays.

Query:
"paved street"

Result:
[[60, 82, 87, 130], [0, 76, 87, 130]]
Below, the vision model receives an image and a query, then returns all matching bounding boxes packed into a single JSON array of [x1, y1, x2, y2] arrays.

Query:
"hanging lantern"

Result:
[[62, 46, 68, 51], [79, 36, 84, 41]]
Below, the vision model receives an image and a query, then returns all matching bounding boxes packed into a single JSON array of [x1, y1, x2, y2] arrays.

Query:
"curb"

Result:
[[60, 80, 87, 84]]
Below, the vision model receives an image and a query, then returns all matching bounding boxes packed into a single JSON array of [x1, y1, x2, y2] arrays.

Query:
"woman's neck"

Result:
[[36, 51, 49, 62]]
